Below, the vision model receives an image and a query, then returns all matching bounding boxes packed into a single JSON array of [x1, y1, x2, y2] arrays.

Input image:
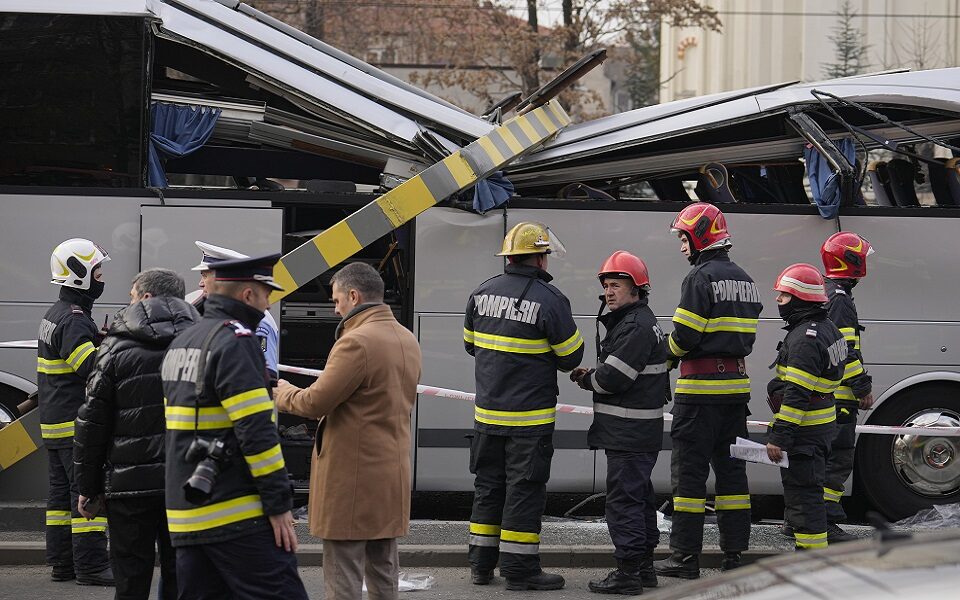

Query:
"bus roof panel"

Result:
[[0, 0, 152, 16]]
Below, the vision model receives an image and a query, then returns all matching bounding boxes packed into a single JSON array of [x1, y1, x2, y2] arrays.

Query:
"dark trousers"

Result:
[[107, 496, 176, 600], [669, 404, 750, 555], [468, 432, 554, 579], [605, 450, 659, 562], [175, 528, 308, 600], [45, 447, 110, 574], [824, 404, 857, 523], [782, 445, 828, 549]]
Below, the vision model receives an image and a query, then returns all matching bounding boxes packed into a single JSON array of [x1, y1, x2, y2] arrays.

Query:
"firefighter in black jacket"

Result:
[[38, 238, 113, 585], [161, 254, 307, 600], [570, 251, 668, 595], [464, 222, 584, 591], [820, 232, 874, 542], [767, 263, 844, 551], [655, 203, 762, 579]]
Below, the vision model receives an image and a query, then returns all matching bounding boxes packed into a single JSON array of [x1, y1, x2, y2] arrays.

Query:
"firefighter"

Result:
[[654, 203, 762, 579], [464, 222, 584, 591], [819, 232, 874, 542], [38, 238, 114, 585], [570, 251, 667, 595], [161, 254, 307, 599], [766, 263, 844, 551]]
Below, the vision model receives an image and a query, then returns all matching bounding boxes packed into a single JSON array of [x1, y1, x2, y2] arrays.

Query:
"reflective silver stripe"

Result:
[[499, 541, 539, 555], [604, 354, 638, 380], [591, 372, 613, 395], [166, 498, 262, 528], [469, 535, 499, 547], [593, 403, 664, 420], [640, 362, 669, 375]]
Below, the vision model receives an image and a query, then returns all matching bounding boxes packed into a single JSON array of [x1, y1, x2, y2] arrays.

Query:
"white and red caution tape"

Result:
[[279, 364, 960, 436]]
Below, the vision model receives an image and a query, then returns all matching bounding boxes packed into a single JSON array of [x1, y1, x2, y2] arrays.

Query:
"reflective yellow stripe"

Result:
[[500, 529, 539, 543], [164, 405, 233, 430], [824, 487, 843, 502], [703, 317, 759, 334], [66, 341, 96, 371], [843, 360, 864, 379], [244, 444, 285, 478], [675, 378, 751, 395], [475, 405, 556, 427], [221, 388, 273, 421], [775, 405, 836, 426], [551, 330, 584, 357], [470, 522, 501, 536], [166, 495, 264, 533], [776, 365, 841, 394], [839, 327, 859, 349], [37, 357, 73, 374], [463, 328, 475, 343], [40, 421, 75, 439], [714, 494, 751, 510], [471, 330, 551, 354], [668, 334, 688, 357], [673, 307, 708, 332], [834, 386, 856, 401], [46, 510, 71, 526], [794, 531, 828, 549], [72, 517, 107, 534], [673, 497, 706, 513]]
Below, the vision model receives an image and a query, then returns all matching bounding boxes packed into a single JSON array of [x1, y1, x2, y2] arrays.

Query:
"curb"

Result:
[[0, 541, 777, 568]]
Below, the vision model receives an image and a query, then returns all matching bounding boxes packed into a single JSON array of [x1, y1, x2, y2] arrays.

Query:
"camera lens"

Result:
[[183, 458, 219, 505]]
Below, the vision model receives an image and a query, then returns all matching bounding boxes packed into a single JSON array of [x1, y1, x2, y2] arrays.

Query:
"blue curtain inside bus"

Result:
[[804, 139, 857, 219], [148, 103, 221, 188], [472, 171, 514, 214]]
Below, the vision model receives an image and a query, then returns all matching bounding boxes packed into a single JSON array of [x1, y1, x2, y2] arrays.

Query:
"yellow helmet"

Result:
[[497, 222, 565, 257]]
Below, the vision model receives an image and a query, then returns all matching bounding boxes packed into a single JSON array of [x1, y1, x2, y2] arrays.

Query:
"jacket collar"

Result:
[[599, 297, 647, 329], [505, 263, 553, 282], [59, 286, 94, 312], [203, 294, 266, 330], [336, 303, 392, 339], [110, 297, 200, 345], [694, 248, 730, 266], [783, 305, 828, 330]]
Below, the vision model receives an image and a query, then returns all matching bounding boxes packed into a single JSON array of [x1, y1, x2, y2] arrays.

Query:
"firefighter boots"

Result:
[[471, 568, 494, 585], [505, 570, 565, 591], [721, 551, 743, 571], [638, 556, 658, 588], [827, 523, 856, 544], [653, 552, 700, 579], [588, 560, 645, 595], [76, 566, 115, 586]]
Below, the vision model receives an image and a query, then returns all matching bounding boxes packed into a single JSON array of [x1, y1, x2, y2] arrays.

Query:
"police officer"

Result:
[[820, 232, 874, 542], [570, 251, 667, 595], [188, 241, 280, 384], [655, 203, 762, 579], [464, 222, 584, 591], [767, 263, 844, 551], [161, 254, 307, 599], [38, 238, 114, 585]]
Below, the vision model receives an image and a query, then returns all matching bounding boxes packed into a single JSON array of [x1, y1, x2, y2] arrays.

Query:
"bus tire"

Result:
[[855, 382, 960, 522], [0, 384, 25, 425]]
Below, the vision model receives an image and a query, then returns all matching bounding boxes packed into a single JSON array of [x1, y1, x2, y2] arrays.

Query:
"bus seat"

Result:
[[557, 182, 616, 201], [766, 163, 809, 204], [927, 158, 956, 206], [886, 158, 920, 207], [867, 161, 894, 206], [944, 158, 960, 206], [695, 162, 737, 203], [650, 178, 691, 202]]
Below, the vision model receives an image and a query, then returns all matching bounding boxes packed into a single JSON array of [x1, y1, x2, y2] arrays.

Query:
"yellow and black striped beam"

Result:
[[269, 100, 572, 303], [0, 408, 43, 473]]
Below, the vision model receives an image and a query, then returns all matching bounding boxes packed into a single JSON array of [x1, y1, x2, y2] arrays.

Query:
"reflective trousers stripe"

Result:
[[795, 531, 828, 549], [46, 510, 71, 526], [499, 541, 538, 555], [714, 494, 751, 510], [470, 522, 501, 536], [40, 421, 75, 439], [469, 534, 499, 547], [593, 403, 663, 420], [823, 487, 843, 503], [72, 517, 107, 534], [673, 497, 706, 513], [166, 495, 264, 533]]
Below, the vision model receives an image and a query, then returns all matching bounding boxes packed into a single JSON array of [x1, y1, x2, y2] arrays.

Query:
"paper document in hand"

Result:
[[729, 437, 789, 468]]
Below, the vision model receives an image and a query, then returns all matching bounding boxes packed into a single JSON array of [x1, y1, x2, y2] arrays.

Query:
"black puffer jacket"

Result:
[[74, 296, 199, 498]]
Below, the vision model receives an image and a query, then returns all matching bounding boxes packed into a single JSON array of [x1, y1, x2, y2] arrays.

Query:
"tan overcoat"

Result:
[[275, 304, 421, 540]]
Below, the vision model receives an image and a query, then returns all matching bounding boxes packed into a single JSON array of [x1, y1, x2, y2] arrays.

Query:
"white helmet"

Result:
[[50, 238, 110, 289], [192, 241, 248, 271]]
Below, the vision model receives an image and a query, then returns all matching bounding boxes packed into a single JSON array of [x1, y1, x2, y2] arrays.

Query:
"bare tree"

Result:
[[823, 0, 871, 78]]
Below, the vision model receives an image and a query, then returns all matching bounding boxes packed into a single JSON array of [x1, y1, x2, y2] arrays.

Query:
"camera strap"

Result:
[[192, 323, 232, 437]]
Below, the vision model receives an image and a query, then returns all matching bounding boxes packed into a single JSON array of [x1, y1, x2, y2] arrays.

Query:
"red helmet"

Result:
[[598, 251, 650, 290], [670, 202, 731, 252], [821, 231, 873, 279], [774, 263, 828, 303]]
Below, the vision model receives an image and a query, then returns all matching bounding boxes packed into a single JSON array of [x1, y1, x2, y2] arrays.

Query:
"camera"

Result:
[[183, 437, 232, 505]]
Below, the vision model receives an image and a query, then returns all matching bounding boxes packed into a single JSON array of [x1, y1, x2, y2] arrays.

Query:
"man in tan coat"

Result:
[[275, 262, 422, 600]]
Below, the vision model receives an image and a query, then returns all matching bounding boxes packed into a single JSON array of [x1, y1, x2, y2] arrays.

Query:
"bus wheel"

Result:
[[0, 385, 24, 426], [856, 383, 960, 521]]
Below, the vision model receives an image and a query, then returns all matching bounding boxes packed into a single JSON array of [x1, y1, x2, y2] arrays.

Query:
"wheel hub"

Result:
[[892, 410, 960, 497]]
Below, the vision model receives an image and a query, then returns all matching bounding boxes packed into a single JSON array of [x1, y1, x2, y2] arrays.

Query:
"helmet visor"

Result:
[[546, 227, 567, 258]]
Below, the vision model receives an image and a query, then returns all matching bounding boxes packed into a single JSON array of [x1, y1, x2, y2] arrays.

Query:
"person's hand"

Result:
[[277, 378, 290, 388], [569, 367, 589, 383], [268, 511, 298, 553], [859, 393, 875, 410], [766, 443, 783, 463], [77, 494, 102, 519]]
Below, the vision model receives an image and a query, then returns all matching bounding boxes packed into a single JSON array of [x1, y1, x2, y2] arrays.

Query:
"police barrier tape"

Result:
[[278, 364, 960, 437]]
